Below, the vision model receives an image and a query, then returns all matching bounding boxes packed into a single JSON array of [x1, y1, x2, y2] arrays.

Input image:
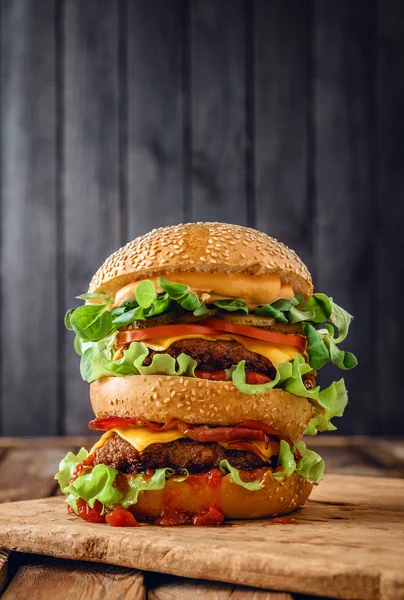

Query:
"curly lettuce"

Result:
[[56, 449, 189, 514]]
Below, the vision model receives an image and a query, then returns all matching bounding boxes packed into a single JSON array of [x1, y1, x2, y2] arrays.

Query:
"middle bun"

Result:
[[90, 375, 312, 441]]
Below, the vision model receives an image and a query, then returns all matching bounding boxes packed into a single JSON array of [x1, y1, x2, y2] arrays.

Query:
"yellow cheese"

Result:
[[219, 439, 279, 459], [144, 333, 301, 368], [89, 427, 185, 455], [113, 272, 294, 309]]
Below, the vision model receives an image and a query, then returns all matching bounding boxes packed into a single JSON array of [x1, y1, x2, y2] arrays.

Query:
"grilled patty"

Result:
[[93, 433, 268, 474], [143, 339, 277, 378], [142, 338, 316, 387]]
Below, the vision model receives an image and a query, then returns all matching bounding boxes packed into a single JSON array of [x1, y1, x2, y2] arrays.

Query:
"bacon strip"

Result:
[[88, 416, 300, 456], [88, 416, 180, 432]]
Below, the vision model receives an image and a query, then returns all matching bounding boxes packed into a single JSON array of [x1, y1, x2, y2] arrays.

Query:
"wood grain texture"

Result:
[[190, 0, 247, 224], [126, 0, 184, 239], [376, 0, 404, 434], [254, 0, 311, 267], [148, 574, 293, 599], [0, 0, 58, 435], [1, 556, 145, 600], [0, 475, 403, 600], [314, 0, 375, 433], [0, 549, 9, 595], [0, 447, 63, 503], [63, 0, 122, 434]]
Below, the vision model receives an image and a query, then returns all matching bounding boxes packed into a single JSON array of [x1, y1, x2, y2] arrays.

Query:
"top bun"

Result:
[[89, 222, 313, 299]]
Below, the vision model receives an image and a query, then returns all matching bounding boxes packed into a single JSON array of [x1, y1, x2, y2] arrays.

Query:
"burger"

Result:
[[57, 222, 357, 526]]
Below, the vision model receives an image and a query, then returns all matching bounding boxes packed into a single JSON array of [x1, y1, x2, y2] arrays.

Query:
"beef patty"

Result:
[[93, 433, 268, 474], [143, 339, 277, 377], [141, 338, 316, 387]]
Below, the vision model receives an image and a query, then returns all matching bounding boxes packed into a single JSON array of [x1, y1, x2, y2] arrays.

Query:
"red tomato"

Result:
[[116, 324, 221, 345], [75, 499, 105, 524], [194, 369, 227, 381], [105, 508, 139, 527], [192, 505, 224, 526], [200, 318, 306, 349], [245, 372, 271, 384]]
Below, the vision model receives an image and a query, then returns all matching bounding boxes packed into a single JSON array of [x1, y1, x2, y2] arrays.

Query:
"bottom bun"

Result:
[[131, 472, 313, 520]]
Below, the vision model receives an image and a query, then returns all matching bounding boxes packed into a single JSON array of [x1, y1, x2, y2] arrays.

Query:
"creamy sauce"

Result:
[[112, 272, 294, 309]]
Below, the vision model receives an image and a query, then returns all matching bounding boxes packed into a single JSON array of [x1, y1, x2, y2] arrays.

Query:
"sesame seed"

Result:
[[163, 398, 170, 404], [226, 405, 231, 411], [153, 393, 158, 400], [177, 403, 184, 408], [187, 406, 192, 411], [170, 390, 176, 397], [179, 377, 184, 384], [156, 401, 162, 407], [183, 380, 189, 387]]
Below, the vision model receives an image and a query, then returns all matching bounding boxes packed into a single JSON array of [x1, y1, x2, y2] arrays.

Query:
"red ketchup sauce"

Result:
[[273, 516, 296, 524]]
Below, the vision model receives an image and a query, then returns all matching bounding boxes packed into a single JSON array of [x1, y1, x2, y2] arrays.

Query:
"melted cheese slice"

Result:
[[113, 272, 294, 309], [89, 427, 185, 455], [144, 333, 301, 368], [89, 427, 280, 459]]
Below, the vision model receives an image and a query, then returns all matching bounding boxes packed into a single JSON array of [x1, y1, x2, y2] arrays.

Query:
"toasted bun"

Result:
[[88, 222, 313, 299], [90, 375, 312, 441], [130, 471, 313, 519]]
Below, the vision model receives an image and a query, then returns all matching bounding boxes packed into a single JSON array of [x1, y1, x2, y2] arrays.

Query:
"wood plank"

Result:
[[0, 0, 58, 435], [0, 550, 10, 595], [126, 0, 184, 239], [0, 448, 63, 503], [314, 0, 375, 433], [148, 574, 292, 599], [254, 0, 311, 266], [0, 437, 97, 450], [63, 0, 122, 435], [0, 475, 403, 600], [190, 0, 247, 223], [1, 556, 145, 600], [376, 0, 404, 434]]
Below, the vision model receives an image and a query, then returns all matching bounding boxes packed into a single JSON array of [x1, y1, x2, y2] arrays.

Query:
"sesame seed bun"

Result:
[[90, 375, 313, 441], [130, 470, 313, 520], [88, 222, 313, 299]]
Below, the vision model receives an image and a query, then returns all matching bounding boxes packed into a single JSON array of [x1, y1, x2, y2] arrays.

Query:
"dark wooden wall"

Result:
[[1, 0, 403, 436]]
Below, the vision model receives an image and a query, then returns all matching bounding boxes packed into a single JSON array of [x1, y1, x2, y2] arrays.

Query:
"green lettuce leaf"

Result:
[[294, 441, 325, 482], [213, 299, 249, 313], [231, 354, 348, 433], [219, 460, 264, 490], [57, 451, 190, 513], [135, 280, 157, 308], [302, 323, 330, 371], [158, 278, 208, 316], [272, 440, 297, 480], [231, 360, 281, 394], [55, 448, 88, 490], [304, 379, 348, 435], [64, 464, 123, 514], [68, 303, 114, 342], [134, 352, 197, 377]]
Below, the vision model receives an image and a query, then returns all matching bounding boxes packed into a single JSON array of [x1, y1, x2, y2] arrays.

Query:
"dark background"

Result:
[[0, 0, 403, 436]]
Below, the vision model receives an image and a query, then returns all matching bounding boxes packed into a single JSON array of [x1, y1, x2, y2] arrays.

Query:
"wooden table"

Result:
[[0, 436, 403, 599]]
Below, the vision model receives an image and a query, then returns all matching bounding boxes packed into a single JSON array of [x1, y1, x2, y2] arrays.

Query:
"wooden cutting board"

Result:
[[0, 474, 403, 600]]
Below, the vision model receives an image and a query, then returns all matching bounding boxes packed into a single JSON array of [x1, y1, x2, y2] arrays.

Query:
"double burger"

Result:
[[57, 222, 357, 526]]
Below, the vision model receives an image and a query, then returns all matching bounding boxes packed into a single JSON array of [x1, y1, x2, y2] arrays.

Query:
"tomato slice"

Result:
[[194, 369, 227, 381], [200, 318, 307, 350], [74, 499, 105, 524], [116, 324, 221, 346], [105, 508, 139, 527], [245, 372, 271, 384]]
